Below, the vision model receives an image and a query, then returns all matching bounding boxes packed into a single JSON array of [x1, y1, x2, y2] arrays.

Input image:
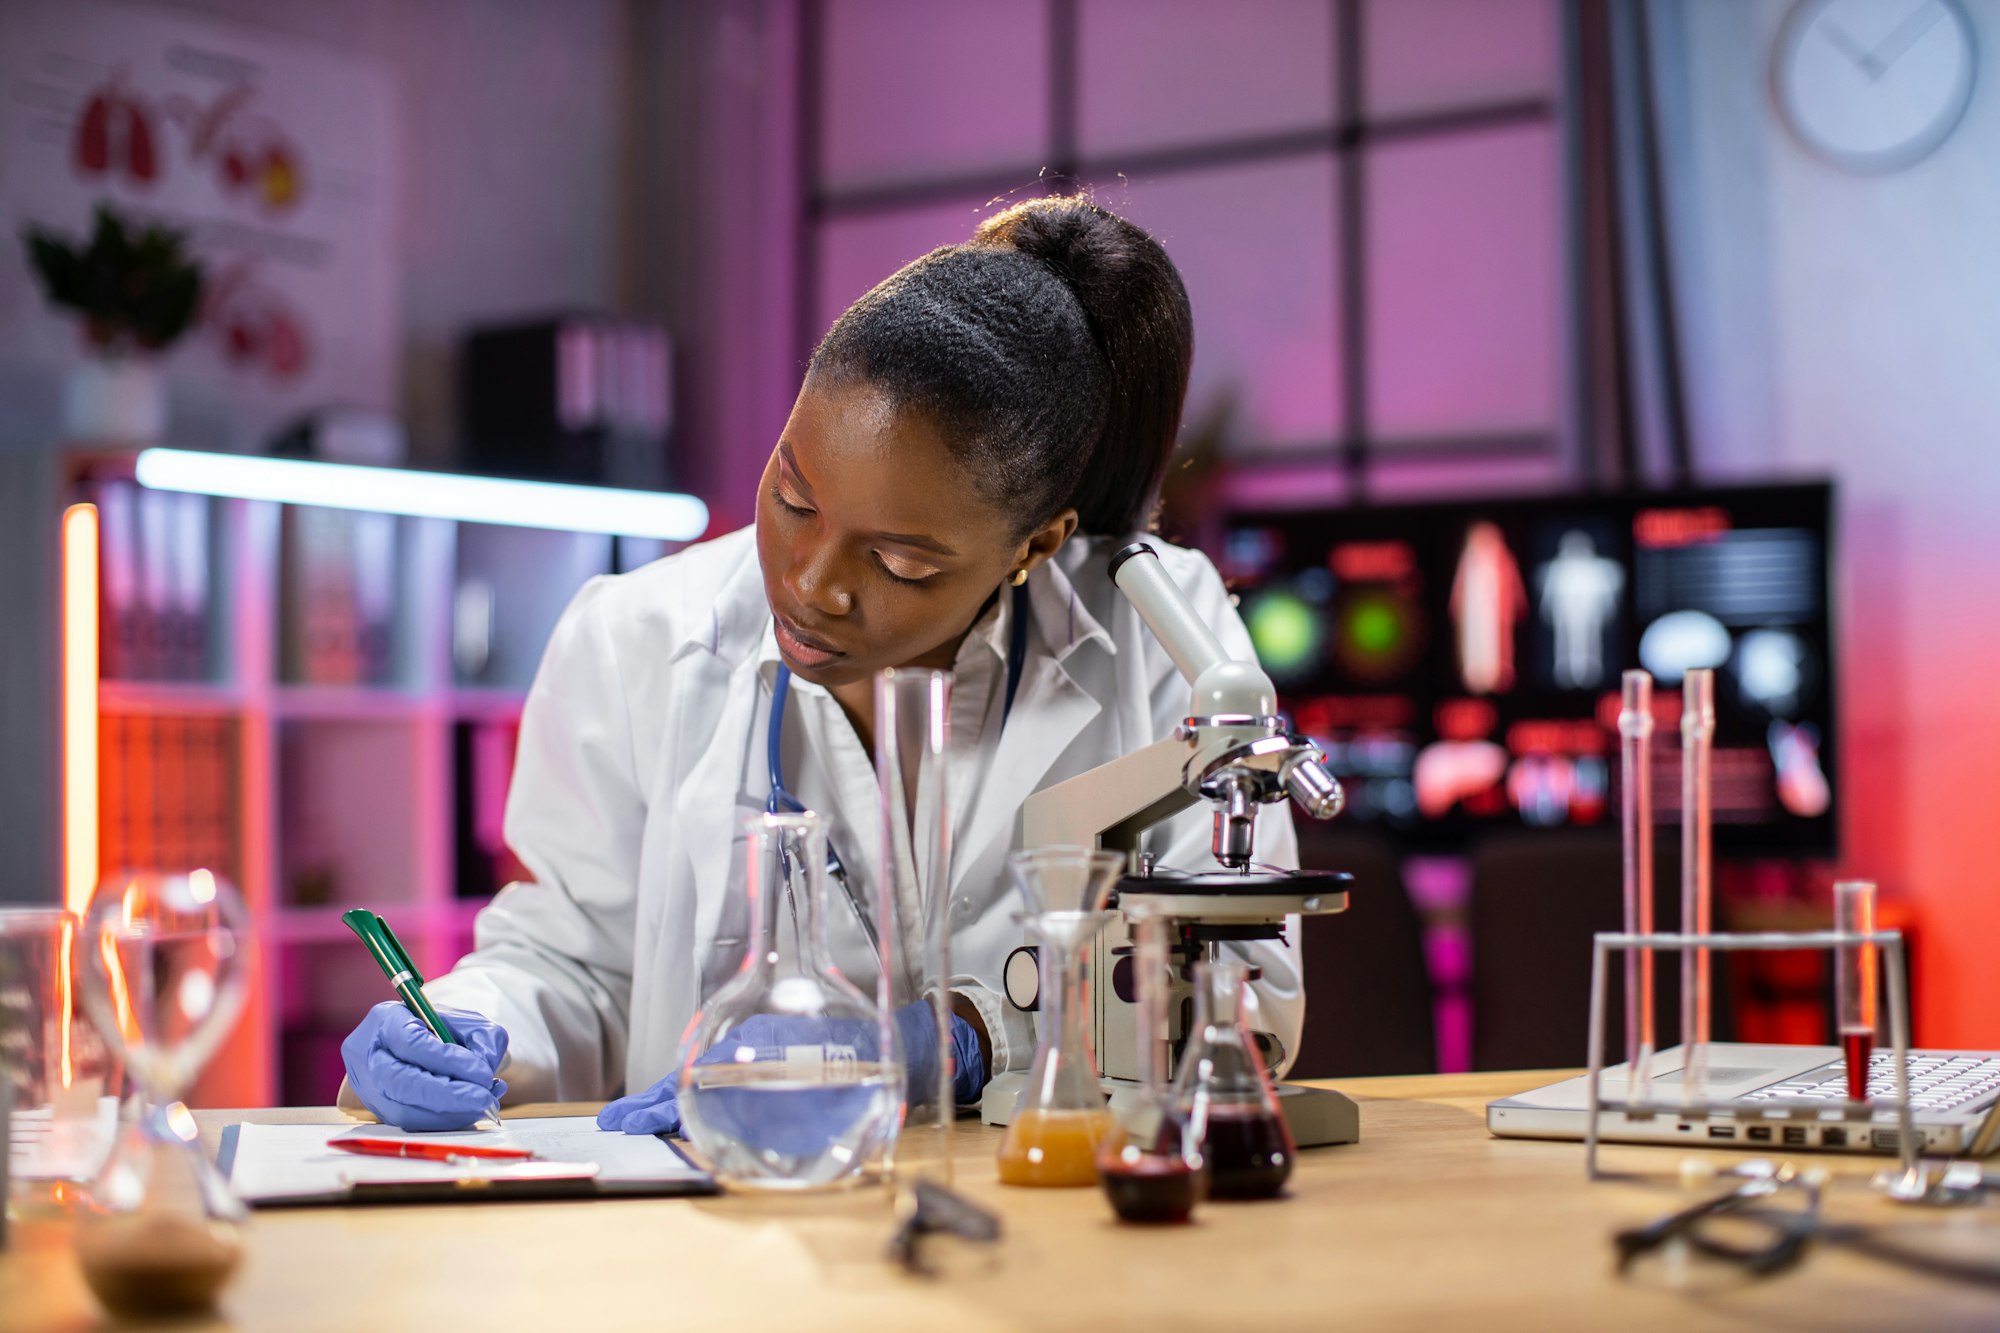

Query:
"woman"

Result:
[[340, 196, 1302, 1133]]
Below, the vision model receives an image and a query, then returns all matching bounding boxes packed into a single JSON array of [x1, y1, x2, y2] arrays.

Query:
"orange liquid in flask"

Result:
[[997, 1109, 1115, 1187]]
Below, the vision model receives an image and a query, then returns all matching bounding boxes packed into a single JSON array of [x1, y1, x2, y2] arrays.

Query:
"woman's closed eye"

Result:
[[874, 550, 941, 586], [770, 484, 812, 518]]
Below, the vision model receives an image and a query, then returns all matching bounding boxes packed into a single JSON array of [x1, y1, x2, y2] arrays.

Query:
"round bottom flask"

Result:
[[677, 812, 904, 1191]]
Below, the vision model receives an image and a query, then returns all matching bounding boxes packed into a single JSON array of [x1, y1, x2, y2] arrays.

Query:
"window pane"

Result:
[[1114, 156, 1341, 451], [1364, 0, 1557, 119], [1364, 124, 1560, 442], [1078, 0, 1337, 160], [814, 196, 1001, 339], [822, 0, 1049, 193]]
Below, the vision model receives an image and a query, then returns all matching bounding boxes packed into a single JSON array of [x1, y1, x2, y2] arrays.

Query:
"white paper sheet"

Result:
[[227, 1117, 708, 1203]]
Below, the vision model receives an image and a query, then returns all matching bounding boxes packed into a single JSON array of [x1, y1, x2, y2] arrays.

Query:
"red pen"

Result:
[[330, 1137, 534, 1163]]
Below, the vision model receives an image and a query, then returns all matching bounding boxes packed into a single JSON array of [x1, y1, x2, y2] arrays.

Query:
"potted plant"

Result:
[[22, 203, 204, 444]]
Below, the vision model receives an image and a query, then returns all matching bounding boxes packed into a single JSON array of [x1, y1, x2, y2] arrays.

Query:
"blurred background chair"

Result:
[[1288, 827, 1436, 1078], [1469, 830, 1729, 1071]]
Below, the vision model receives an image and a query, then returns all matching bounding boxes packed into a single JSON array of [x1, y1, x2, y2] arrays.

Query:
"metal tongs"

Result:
[[888, 1179, 1002, 1276]]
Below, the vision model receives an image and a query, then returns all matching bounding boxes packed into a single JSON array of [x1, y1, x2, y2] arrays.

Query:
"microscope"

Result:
[[978, 542, 1361, 1148]]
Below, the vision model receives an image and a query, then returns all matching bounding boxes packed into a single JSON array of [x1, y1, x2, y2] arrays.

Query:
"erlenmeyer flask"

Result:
[[996, 847, 1123, 1188], [1097, 906, 1202, 1223], [76, 871, 250, 1320], [678, 811, 904, 1191], [1175, 958, 1295, 1200]]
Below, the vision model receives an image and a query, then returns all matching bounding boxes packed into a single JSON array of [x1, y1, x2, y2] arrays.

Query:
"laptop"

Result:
[[1488, 1043, 2000, 1157]]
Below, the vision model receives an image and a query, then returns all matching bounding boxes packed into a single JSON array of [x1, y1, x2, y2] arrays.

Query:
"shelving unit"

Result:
[[73, 458, 646, 1107]]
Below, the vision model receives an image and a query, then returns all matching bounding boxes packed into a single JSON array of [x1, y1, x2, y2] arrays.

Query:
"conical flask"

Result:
[[1097, 905, 1203, 1223], [996, 848, 1122, 1188], [677, 811, 904, 1191], [1174, 957, 1295, 1200]]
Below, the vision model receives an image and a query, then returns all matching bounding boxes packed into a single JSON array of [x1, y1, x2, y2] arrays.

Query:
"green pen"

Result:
[[341, 908, 503, 1128]]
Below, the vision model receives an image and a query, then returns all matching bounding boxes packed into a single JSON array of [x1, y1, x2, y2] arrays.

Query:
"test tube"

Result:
[[1618, 671, 1655, 1095], [1835, 881, 1878, 1103], [874, 667, 956, 1184], [1679, 669, 1715, 1091]]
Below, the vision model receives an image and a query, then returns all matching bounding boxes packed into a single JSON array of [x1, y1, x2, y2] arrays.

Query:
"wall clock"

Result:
[[1773, 0, 1978, 173]]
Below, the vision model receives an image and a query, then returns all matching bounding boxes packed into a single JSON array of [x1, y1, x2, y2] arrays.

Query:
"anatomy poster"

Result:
[[0, 0, 398, 438]]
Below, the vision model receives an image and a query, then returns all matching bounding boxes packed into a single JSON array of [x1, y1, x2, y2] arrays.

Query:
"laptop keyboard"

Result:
[[1744, 1052, 2000, 1113]]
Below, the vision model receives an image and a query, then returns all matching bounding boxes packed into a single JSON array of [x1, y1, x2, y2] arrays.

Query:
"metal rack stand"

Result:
[[1582, 929, 1915, 1181]]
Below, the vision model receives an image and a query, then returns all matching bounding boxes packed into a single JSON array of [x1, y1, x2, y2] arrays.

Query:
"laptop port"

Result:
[[1822, 1127, 1847, 1147], [1708, 1125, 1737, 1139], [1782, 1127, 1808, 1147], [1747, 1126, 1772, 1142], [1874, 1130, 1901, 1151]]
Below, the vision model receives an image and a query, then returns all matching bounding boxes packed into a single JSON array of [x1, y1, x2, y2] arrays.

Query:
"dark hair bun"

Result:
[[810, 194, 1194, 537], [975, 198, 1194, 535]]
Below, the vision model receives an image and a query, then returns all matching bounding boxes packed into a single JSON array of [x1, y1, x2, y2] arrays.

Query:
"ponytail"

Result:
[[973, 197, 1193, 536]]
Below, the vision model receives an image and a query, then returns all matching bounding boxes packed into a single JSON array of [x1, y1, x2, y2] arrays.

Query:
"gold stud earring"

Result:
[[1010, 567, 1028, 587]]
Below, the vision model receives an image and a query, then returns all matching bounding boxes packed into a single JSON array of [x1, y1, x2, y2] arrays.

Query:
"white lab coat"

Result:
[[424, 526, 1301, 1103]]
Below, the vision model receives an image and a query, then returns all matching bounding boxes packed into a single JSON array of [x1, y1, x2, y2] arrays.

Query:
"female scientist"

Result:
[[339, 196, 1302, 1132]]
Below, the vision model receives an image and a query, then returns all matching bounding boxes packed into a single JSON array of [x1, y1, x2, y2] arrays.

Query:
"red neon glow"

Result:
[[1435, 698, 1498, 740], [1506, 719, 1609, 756], [1633, 506, 1731, 549], [63, 504, 99, 919], [1291, 694, 1416, 735], [1330, 540, 1416, 582]]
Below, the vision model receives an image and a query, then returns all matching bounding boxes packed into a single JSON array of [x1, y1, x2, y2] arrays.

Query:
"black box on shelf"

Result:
[[460, 316, 672, 490]]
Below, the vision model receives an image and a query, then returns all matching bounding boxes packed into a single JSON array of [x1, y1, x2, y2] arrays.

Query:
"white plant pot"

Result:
[[62, 357, 166, 445]]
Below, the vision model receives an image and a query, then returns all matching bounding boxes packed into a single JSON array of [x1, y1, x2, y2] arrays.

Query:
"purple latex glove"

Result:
[[596, 1001, 986, 1136], [341, 1002, 509, 1132]]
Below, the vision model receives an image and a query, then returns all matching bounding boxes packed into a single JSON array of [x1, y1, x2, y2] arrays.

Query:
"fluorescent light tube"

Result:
[[135, 448, 709, 541]]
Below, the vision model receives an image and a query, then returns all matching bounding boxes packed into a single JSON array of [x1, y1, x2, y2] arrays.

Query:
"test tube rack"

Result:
[[1581, 927, 1916, 1181]]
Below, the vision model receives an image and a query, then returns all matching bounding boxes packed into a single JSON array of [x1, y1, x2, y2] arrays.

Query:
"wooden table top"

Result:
[[7, 1070, 2000, 1331]]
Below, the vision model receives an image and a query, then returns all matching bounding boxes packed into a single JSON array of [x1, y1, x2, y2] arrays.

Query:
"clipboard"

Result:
[[218, 1118, 719, 1207]]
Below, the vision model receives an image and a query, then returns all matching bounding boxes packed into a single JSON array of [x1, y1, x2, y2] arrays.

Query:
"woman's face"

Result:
[[756, 379, 1070, 689]]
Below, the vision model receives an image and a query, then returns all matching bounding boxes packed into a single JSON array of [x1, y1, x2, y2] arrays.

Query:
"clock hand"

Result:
[[1819, 19, 1876, 73], [1861, 0, 1946, 79]]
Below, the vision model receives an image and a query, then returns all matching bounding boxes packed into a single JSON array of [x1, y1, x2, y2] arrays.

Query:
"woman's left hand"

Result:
[[595, 1002, 986, 1135]]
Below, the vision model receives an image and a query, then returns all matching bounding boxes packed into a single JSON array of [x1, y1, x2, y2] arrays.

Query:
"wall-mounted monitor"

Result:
[[1224, 482, 1835, 855]]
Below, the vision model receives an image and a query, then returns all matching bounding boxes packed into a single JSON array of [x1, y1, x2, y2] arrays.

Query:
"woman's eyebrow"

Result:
[[875, 529, 959, 558], [777, 441, 814, 496]]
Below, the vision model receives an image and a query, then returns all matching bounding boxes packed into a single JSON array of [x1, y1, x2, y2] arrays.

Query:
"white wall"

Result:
[[1660, 0, 2000, 1044]]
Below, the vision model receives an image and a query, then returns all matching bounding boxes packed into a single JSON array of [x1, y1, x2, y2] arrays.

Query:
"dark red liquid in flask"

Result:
[[1843, 1029, 1875, 1103], [1201, 1107, 1294, 1200], [1100, 1156, 1203, 1224]]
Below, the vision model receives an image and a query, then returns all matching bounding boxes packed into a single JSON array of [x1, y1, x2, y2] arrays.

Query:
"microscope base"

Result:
[[978, 1073, 1361, 1148]]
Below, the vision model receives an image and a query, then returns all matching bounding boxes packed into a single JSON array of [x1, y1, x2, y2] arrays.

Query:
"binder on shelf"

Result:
[[454, 718, 528, 899], [282, 506, 399, 687], [95, 479, 142, 681]]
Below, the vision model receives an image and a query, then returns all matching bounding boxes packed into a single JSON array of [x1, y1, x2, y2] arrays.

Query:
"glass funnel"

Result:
[[996, 847, 1123, 1188], [1175, 957, 1294, 1200], [76, 871, 251, 1320], [677, 811, 904, 1191], [1097, 905, 1202, 1223]]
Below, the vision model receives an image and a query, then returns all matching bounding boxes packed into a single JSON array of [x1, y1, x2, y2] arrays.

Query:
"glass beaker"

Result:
[[1097, 906, 1202, 1223], [678, 811, 904, 1191], [1175, 957, 1294, 1200], [76, 871, 251, 1320], [2, 907, 121, 1214], [996, 914, 1117, 1186]]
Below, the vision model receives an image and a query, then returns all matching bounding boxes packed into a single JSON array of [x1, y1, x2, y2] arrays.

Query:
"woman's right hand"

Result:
[[340, 1001, 510, 1131]]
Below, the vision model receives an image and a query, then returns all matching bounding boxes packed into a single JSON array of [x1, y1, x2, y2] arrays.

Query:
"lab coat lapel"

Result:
[[950, 654, 1099, 893]]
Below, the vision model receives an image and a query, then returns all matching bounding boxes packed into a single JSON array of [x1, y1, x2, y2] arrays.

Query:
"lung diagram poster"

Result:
[[0, 0, 398, 438]]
